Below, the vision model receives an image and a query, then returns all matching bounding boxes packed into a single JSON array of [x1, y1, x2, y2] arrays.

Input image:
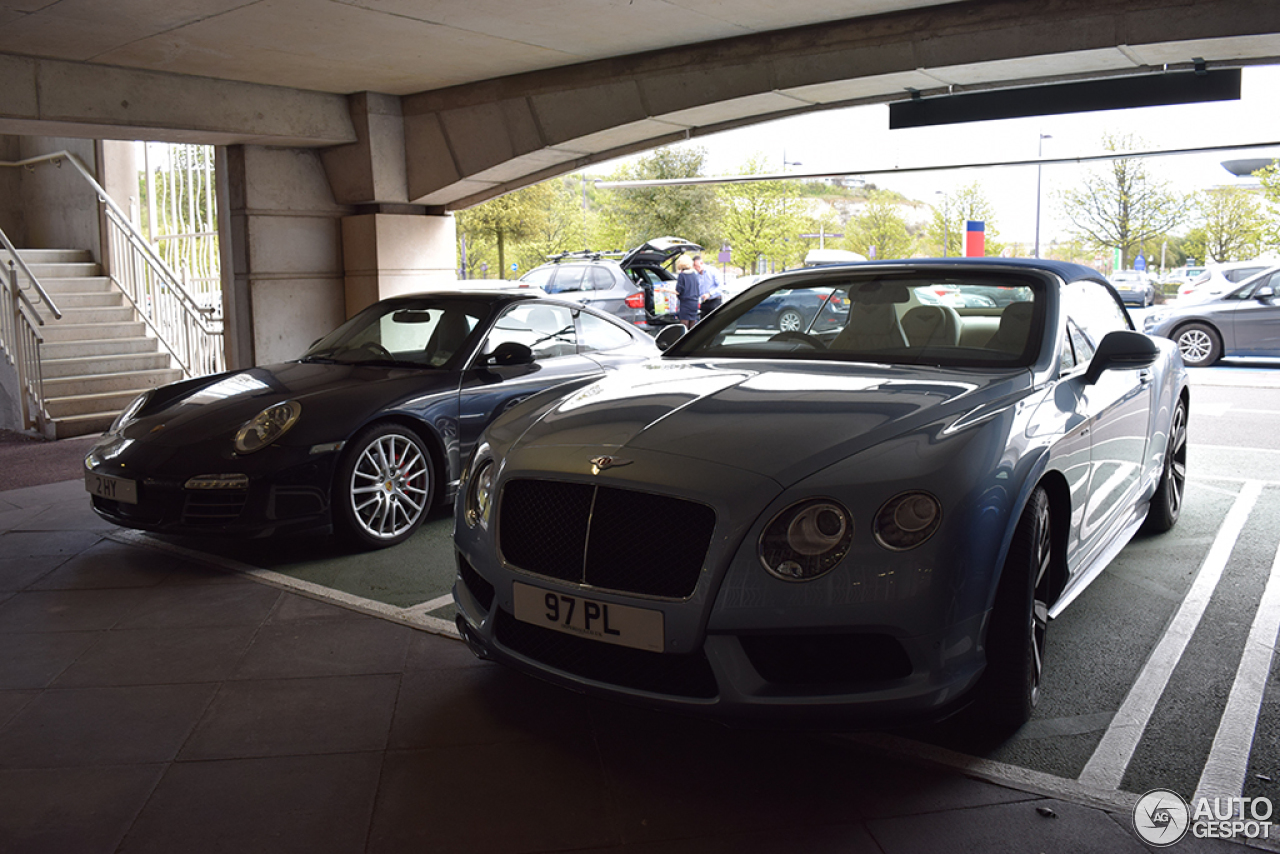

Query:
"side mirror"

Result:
[[654, 323, 685, 351], [1255, 286, 1275, 301], [1084, 330, 1160, 385], [488, 341, 534, 367]]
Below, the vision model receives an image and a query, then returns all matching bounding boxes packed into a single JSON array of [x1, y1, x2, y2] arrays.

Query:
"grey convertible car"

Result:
[[452, 259, 1188, 729]]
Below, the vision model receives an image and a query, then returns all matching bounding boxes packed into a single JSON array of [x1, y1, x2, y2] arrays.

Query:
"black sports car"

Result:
[[84, 291, 658, 548]]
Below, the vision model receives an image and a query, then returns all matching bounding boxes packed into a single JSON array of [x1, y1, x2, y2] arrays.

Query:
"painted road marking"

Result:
[[1194, 536, 1280, 803], [1077, 480, 1262, 791]]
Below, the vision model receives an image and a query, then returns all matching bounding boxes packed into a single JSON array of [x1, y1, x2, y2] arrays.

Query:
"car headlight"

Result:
[[108, 391, 152, 434], [233, 400, 301, 454], [464, 457, 496, 529], [873, 491, 942, 550], [1143, 311, 1169, 332], [759, 499, 852, 581]]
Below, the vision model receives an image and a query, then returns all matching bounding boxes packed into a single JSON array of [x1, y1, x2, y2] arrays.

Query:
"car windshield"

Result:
[[302, 297, 488, 368], [667, 272, 1044, 368]]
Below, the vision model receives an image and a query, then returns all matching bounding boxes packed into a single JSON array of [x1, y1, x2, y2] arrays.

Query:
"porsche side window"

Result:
[[485, 304, 578, 360], [578, 312, 634, 352]]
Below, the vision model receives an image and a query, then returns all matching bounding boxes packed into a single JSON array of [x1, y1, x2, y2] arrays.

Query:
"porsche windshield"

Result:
[[670, 273, 1043, 368], [303, 298, 487, 368]]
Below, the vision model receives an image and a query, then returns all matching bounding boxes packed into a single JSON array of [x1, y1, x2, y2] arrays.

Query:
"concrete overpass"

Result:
[[2, 0, 1279, 369]]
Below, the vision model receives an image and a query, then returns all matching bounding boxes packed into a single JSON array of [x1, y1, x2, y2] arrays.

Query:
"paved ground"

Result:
[[2, 364, 1277, 852]]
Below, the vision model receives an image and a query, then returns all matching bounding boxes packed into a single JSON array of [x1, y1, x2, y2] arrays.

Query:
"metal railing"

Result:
[[0, 150, 224, 381], [0, 228, 55, 434]]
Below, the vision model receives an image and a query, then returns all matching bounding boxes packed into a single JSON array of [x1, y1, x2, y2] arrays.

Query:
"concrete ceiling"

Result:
[[0, 0, 968, 96]]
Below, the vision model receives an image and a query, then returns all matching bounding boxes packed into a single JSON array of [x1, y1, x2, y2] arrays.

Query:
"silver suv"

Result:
[[518, 237, 699, 332]]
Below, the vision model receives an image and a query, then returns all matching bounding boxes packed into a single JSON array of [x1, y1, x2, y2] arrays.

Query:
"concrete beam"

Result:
[[0, 53, 355, 148], [399, 0, 1280, 208]]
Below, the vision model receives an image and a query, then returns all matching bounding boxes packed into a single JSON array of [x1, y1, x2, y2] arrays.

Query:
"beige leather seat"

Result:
[[989, 301, 1035, 355], [831, 301, 909, 352], [424, 311, 473, 365], [901, 305, 961, 348]]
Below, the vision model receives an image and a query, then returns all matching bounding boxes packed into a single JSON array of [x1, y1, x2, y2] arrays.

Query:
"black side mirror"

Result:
[[654, 324, 685, 351], [488, 341, 534, 367], [1084, 330, 1160, 385]]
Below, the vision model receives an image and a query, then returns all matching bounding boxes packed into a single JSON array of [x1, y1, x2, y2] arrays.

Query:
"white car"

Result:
[[1176, 261, 1270, 303]]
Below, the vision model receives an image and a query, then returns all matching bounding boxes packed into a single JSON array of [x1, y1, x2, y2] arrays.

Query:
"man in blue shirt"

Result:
[[693, 255, 723, 319]]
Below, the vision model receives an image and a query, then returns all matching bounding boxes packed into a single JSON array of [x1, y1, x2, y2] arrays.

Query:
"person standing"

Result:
[[674, 255, 701, 328], [693, 255, 723, 319]]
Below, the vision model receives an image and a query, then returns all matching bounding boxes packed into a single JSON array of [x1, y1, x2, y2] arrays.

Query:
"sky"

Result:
[[590, 65, 1280, 260]]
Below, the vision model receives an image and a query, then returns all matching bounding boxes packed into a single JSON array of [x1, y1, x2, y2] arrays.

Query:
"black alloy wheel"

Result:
[[1142, 398, 1187, 533]]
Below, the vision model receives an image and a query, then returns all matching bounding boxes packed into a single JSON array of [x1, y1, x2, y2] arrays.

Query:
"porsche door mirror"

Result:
[[1084, 330, 1160, 385], [488, 341, 535, 367]]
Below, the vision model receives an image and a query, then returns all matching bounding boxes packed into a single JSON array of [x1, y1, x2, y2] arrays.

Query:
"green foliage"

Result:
[[455, 182, 556, 278], [595, 147, 721, 251], [717, 156, 807, 274], [843, 190, 915, 260], [1186, 185, 1262, 263], [1256, 162, 1280, 248], [924, 182, 1002, 257], [1056, 134, 1186, 268]]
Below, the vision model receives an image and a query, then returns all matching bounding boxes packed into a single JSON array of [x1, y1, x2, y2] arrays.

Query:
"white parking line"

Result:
[[1077, 481, 1262, 791], [1194, 537, 1280, 803]]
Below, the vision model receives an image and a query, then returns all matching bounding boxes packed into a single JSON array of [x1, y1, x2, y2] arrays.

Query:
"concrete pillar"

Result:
[[340, 211, 457, 316], [221, 145, 352, 367]]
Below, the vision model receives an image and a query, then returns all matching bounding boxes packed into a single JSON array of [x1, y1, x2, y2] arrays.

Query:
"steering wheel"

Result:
[[768, 330, 825, 349]]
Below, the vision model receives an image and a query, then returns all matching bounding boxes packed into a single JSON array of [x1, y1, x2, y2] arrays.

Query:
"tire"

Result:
[[777, 309, 804, 332], [1174, 322, 1221, 367], [1142, 398, 1187, 534], [978, 486, 1053, 731], [333, 422, 434, 549]]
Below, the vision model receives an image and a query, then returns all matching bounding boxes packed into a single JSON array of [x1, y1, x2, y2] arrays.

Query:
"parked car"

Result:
[[1145, 265, 1280, 366], [84, 291, 659, 549], [1108, 270, 1156, 307], [518, 237, 700, 332], [1175, 260, 1270, 303], [453, 258, 1188, 730], [732, 286, 849, 332]]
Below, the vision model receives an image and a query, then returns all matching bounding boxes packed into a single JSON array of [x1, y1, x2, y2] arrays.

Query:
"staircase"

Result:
[[18, 249, 184, 438]]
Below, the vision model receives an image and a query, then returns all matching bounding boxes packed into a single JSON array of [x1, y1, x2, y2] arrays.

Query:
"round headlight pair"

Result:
[[758, 491, 942, 582], [464, 457, 496, 529], [233, 401, 302, 454]]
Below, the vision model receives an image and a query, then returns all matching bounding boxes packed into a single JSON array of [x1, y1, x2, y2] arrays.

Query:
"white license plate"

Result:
[[84, 470, 138, 504], [512, 581, 664, 652]]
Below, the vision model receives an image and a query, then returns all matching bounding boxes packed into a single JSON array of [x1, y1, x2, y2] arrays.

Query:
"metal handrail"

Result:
[[0, 150, 224, 379], [0, 222, 60, 320], [0, 250, 50, 434]]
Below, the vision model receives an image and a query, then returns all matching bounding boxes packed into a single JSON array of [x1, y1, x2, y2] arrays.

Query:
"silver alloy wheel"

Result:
[[1177, 328, 1213, 364], [347, 431, 430, 540], [1030, 496, 1052, 706], [778, 309, 803, 332]]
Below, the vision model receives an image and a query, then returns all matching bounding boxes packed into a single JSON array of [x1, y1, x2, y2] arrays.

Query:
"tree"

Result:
[[1256, 161, 1280, 250], [924, 182, 1002, 257], [843, 190, 915, 260], [718, 156, 806, 274], [1057, 134, 1186, 269], [1185, 186, 1262, 263], [455, 182, 553, 279], [595, 147, 721, 251]]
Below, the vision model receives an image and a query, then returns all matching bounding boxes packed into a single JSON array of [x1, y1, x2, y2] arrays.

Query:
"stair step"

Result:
[[40, 321, 147, 343], [51, 411, 116, 440], [37, 305, 136, 325], [44, 368, 184, 399], [40, 337, 161, 360], [22, 262, 101, 278], [35, 276, 115, 294], [37, 292, 124, 310], [41, 352, 173, 379], [5, 249, 94, 265]]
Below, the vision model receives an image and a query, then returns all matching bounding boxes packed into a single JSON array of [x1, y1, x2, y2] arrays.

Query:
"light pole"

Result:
[[1034, 133, 1052, 258], [935, 191, 950, 257], [782, 149, 802, 171]]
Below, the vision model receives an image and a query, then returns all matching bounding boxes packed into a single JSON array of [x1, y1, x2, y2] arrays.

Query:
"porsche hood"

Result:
[[504, 360, 1028, 485]]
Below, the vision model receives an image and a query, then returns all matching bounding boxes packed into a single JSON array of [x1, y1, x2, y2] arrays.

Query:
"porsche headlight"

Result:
[[874, 491, 942, 551], [464, 458, 496, 529], [759, 499, 852, 581], [108, 391, 151, 434], [234, 401, 301, 454]]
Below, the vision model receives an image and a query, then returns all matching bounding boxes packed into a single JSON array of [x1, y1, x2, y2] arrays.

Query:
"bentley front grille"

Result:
[[498, 479, 715, 599]]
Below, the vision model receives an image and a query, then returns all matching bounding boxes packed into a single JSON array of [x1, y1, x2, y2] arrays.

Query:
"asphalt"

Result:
[[0, 429, 1268, 853]]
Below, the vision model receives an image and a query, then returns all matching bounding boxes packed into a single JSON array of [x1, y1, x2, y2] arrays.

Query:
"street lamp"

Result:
[[1034, 133, 1052, 258], [782, 149, 802, 170], [935, 191, 950, 257]]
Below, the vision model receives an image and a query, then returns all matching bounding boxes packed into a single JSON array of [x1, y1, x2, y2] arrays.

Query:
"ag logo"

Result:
[[1134, 788, 1190, 846]]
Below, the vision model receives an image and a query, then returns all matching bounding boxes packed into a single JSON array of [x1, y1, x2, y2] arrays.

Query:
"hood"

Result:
[[515, 360, 1029, 485], [121, 361, 452, 447]]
